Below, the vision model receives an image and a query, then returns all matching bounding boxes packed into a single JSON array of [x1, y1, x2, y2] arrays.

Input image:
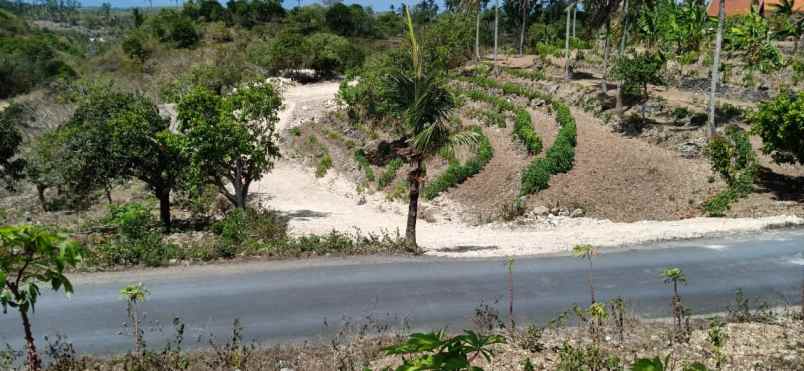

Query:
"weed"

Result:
[[377, 158, 403, 189], [707, 318, 728, 369], [316, 153, 333, 178], [354, 149, 375, 182]]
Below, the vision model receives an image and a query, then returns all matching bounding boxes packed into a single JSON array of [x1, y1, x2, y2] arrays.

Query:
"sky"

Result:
[[76, 0, 447, 11]]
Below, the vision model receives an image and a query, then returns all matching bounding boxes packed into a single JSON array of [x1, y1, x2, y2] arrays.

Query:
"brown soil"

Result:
[[445, 125, 531, 222], [526, 107, 721, 222]]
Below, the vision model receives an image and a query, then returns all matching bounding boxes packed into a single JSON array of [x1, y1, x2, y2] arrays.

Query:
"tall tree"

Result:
[[493, 0, 500, 72], [177, 82, 282, 209], [518, 0, 532, 56], [0, 103, 26, 192], [385, 6, 477, 252], [461, 0, 489, 60], [707, 0, 725, 139], [615, 0, 630, 121], [585, 0, 621, 95]]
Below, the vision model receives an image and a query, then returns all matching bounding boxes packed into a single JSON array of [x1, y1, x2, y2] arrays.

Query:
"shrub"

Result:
[[748, 91, 804, 165], [316, 153, 333, 178], [514, 108, 543, 154], [519, 101, 577, 196], [149, 10, 200, 49], [556, 342, 623, 371], [703, 126, 757, 216], [520, 159, 552, 195], [423, 127, 493, 200], [121, 31, 150, 63], [377, 158, 403, 188], [303, 32, 364, 78], [383, 331, 505, 371], [354, 149, 375, 182], [212, 208, 289, 254]]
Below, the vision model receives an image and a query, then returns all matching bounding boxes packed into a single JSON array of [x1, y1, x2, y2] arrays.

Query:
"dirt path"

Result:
[[254, 81, 803, 258]]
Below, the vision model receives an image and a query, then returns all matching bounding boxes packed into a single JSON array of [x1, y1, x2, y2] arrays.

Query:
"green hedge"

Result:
[[514, 108, 543, 154], [519, 101, 578, 196], [423, 127, 494, 200]]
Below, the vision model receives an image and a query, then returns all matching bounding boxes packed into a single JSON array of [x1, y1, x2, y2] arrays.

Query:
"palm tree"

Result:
[[573, 244, 598, 304], [615, 0, 630, 121], [564, 1, 575, 80], [387, 6, 479, 252], [493, 0, 500, 72], [518, 0, 532, 56], [585, 0, 622, 95], [707, 0, 725, 139], [461, 0, 489, 60]]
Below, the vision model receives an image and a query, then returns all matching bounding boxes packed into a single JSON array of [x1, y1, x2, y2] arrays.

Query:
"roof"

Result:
[[706, 0, 804, 17]]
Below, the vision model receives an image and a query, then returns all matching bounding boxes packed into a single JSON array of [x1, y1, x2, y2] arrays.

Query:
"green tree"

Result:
[[24, 130, 69, 211], [177, 82, 282, 209], [584, 0, 622, 95], [749, 91, 804, 165], [385, 7, 477, 251], [122, 31, 150, 63], [0, 225, 82, 371], [303, 32, 363, 78], [612, 51, 665, 117], [108, 95, 189, 231], [0, 103, 26, 191]]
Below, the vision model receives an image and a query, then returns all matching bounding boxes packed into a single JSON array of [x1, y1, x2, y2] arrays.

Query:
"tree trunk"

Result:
[[475, 7, 482, 60], [616, 0, 629, 121], [20, 309, 41, 371], [233, 158, 248, 209], [601, 19, 611, 95], [158, 187, 172, 233], [572, 4, 577, 38], [405, 157, 423, 253], [564, 5, 572, 80], [36, 184, 47, 212], [105, 185, 113, 205], [588, 259, 596, 304], [707, 0, 725, 140], [493, 0, 499, 74], [519, 1, 527, 56]]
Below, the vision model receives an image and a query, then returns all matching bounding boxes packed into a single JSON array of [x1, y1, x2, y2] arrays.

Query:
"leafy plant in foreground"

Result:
[[380, 330, 505, 370], [0, 225, 82, 371]]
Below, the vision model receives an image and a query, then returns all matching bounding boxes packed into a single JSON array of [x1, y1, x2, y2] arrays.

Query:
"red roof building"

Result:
[[706, 0, 804, 17]]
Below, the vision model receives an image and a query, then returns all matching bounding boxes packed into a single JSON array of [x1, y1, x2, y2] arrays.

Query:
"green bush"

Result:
[[514, 108, 543, 154], [520, 159, 552, 195], [315, 152, 333, 178], [148, 10, 200, 49], [0, 34, 76, 98], [703, 126, 757, 216], [121, 31, 150, 63], [378, 158, 404, 188], [423, 127, 493, 200], [354, 149, 375, 182], [748, 91, 804, 165], [519, 101, 578, 196], [105, 202, 154, 239], [211, 208, 289, 256]]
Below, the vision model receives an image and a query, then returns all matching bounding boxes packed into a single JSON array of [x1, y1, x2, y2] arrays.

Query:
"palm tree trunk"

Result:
[[601, 19, 611, 95], [36, 184, 48, 212], [564, 5, 572, 80], [493, 0, 499, 73], [475, 6, 482, 60], [405, 157, 423, 253], [616, 0, 629, 121], [519, 2, 527, 56], [20, 308, 41, 371], [587, 259, 596, 304], [707, 0, 725, 140], [572, 4, 577, 38]]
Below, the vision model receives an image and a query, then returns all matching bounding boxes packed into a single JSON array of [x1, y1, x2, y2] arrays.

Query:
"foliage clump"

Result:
[[703, 126, 757, 216], [423, 127, 493, 200]]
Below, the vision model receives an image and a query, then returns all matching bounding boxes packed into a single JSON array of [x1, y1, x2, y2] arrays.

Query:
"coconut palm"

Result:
[[493, 0, 500, 72], [573, 244, 598, 304], [518, 0, 533, 56], [460, 0, 490, 60], [661, 266, 688, 339], [707, 0, 725, 139], [585, 0, 622, 94], [386, 6, 479, 252]]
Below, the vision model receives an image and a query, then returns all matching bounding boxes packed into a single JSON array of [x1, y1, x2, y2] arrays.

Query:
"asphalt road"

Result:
[[1, 229, 802, 355]]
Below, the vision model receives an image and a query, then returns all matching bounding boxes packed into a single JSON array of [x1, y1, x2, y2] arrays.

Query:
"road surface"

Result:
[[1, 228, 802, 355]]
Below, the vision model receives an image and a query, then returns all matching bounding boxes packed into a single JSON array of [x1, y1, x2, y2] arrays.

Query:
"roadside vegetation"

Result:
[[0, 0, 803, 367]]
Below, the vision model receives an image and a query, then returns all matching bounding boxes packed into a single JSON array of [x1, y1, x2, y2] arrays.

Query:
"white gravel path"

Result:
[[253, 81, 804, 258]]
